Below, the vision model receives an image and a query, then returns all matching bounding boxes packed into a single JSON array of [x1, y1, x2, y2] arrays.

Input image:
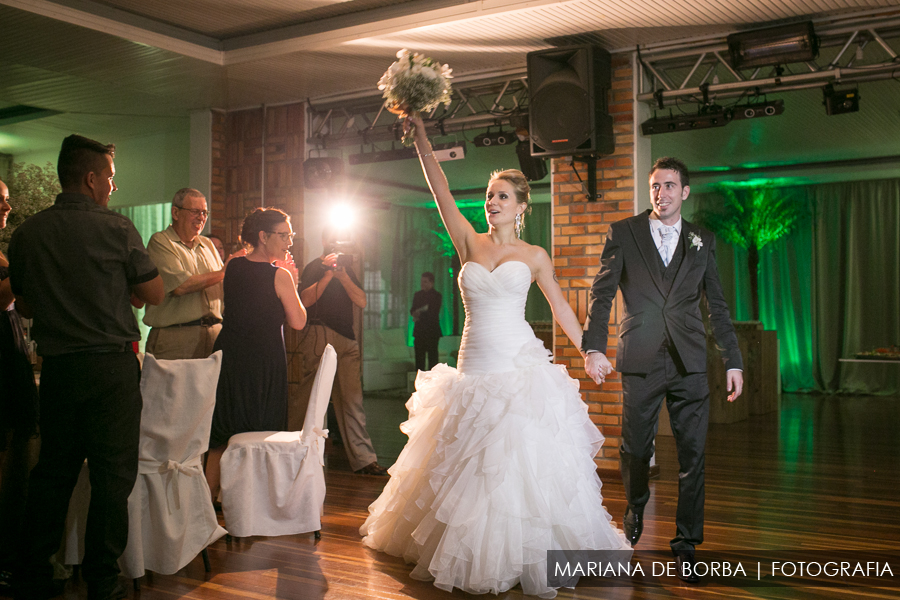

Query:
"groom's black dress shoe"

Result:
[[674, 550, 700, 583], [622, 508, 643, 546]]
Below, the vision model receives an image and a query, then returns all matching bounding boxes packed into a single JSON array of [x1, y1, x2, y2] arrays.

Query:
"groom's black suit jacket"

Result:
[[583, 210, 742, 375]]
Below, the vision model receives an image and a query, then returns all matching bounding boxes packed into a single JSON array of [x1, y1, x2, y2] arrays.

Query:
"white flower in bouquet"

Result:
[[378, 49, 452, 120]]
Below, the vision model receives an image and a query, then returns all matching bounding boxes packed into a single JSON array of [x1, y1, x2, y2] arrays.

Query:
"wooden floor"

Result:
[[26, 393, 900, 600]]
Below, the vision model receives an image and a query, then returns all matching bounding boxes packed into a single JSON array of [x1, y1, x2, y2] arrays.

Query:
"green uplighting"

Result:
[[695, 165, 732, 172], [717, 177, 799, 189], [739, 160, 801, 169]]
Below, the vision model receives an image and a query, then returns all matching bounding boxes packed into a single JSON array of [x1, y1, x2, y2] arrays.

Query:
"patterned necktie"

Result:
[[659, 226, 677, 267]]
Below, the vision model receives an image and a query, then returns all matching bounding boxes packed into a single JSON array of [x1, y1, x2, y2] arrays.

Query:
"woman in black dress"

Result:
[[0, 180, 39, 586], [205, 208, 307, 501]]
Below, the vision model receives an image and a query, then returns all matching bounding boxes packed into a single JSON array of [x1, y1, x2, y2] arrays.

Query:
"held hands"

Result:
[[726, 370, 744, 402], [585, 352, 614, 385], [274, 253, 300, 287]]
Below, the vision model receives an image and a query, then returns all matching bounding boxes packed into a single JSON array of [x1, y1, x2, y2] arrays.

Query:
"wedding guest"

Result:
[[410, 271, 442, 371], [9, 134, 163, 600], [143, 188, 226, 359], [0, 179, 39, 589], [204, 208, 306, 502], [292, 228, 387, 476], [208, 234, 227, 262]]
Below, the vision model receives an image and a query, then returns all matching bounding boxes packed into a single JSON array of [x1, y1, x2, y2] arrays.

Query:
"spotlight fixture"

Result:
[[730, 99, 784, 121], [303, 157, 344, 189], [640, 109, 731, 136], [473, 130, 516, 147], [641, 99, 785, 135], [727, 21, 819, 69], [822, 84, 859, 115], [348, 142, 467, 165]]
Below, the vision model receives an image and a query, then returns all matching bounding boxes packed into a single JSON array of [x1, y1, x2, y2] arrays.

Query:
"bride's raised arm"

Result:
[[409, 114, 476, 264], [533, 247, 584, 353]]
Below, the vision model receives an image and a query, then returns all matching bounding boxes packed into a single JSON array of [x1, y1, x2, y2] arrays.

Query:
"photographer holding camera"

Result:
[[291, 228, 387, 476]]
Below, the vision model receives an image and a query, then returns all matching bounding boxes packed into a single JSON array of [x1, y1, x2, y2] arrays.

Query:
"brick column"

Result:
[[209, 102, 307, 417], [552, 56, 635, 473]]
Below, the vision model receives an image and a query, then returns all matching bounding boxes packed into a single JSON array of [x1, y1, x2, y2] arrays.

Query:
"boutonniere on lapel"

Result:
[[688, 231, 703, 251]]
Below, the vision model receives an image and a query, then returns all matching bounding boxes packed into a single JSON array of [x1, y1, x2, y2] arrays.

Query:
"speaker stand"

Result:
[[571, 156, 598, 202]]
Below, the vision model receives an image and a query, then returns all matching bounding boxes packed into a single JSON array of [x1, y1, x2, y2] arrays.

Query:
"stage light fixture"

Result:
[[727, 21, 819, 69], [303, 157, 344, 189], [348, 142, 467, 165], [730, 99, 784, 121], [473, 130, 516, 147], [823, 85, 859, 116], [640, 110, 731, 136]]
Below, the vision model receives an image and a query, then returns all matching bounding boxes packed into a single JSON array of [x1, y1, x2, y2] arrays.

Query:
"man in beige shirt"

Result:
[[143, 188, 226, 359]]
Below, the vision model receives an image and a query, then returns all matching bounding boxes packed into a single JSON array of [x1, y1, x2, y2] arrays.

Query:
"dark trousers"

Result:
[[414, 337, 440, 371], [620, 344, 709, 553], [17, 352, 141, 596]]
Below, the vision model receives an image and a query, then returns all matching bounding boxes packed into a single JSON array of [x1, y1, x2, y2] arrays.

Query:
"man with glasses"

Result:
[[143, 188, 227, 359]]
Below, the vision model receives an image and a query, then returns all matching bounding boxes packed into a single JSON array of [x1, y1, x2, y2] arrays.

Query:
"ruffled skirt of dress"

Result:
[[359, 340, 632, 598]]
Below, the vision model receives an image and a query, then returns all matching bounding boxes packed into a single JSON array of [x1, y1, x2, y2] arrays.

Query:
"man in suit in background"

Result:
[[410, 271, 442, 371], [582, 156, 743, 583]]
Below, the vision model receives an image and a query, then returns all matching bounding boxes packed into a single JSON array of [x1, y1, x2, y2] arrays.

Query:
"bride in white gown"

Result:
[[360, 115, 632, 597]]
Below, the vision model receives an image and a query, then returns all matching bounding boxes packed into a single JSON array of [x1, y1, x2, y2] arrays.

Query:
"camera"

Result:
[[335, 253, 353, 268]]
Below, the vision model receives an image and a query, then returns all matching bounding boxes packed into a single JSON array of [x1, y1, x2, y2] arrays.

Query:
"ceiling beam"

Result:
[[1, 0, 574, 67], [220, 0, 570, 64], [1, 0, 224, 63]]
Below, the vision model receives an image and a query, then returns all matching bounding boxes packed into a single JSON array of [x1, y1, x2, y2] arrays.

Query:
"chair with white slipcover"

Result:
[[118, 351, 227, 580], [219, 344, 336, 538]]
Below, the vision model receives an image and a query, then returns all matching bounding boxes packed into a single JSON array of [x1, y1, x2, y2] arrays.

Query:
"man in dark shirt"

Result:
[[9, 134, 163, 600], [291, 229, 386, 476], [410, 272, 442, 371]]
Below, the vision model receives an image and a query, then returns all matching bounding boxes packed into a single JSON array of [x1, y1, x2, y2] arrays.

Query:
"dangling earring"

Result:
[[515, 213, 523, 239]]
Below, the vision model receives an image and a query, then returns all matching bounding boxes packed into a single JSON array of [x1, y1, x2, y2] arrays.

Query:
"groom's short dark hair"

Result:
[[649, 157, 689, 187]]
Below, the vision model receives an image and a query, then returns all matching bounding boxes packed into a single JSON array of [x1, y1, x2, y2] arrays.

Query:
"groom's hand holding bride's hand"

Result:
[[585, 351, 613, 385]]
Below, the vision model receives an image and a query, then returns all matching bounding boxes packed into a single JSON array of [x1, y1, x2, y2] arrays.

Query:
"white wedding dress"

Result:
[[360, 261, 632, 597]]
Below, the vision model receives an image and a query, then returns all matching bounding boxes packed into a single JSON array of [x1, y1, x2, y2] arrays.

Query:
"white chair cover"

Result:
[[220, 344, 336, 537], [62, 461, 91, 565], [118, 351, 227, 579]]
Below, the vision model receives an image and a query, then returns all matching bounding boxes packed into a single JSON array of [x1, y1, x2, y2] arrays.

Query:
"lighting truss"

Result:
[[635, 9, 900, 109], [307, 69, 529, 149]]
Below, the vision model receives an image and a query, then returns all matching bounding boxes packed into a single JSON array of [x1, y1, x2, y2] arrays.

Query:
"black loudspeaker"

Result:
[[303, 157, 344, 189], [515, 140, 548, 181], [527, 45, 613, 157]]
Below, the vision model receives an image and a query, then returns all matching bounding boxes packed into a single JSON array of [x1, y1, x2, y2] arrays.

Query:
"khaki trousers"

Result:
[[290, 324, 377, 471], [146, 324, 221, 360]]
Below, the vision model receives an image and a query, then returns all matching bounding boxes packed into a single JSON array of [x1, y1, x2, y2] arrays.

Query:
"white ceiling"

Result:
[[1, 0, 899, 174]]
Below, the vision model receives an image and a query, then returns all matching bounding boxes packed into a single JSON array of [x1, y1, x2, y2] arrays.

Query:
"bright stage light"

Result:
[[328, 204, 355, 238]]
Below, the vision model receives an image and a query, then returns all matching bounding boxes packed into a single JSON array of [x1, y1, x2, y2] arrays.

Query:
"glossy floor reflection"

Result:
[[33, 392, 900, 600]]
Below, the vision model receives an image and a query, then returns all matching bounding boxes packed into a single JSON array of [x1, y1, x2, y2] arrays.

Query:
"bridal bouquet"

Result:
[[378, 49, 452, 144]]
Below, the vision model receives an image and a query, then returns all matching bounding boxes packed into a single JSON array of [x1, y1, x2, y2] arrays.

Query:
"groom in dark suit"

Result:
[[582, 157, 743, 582]]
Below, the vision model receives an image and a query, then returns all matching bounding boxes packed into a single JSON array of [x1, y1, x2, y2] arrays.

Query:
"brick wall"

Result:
[[209, 102, 307, 408], [551, 56, 635, 472]]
